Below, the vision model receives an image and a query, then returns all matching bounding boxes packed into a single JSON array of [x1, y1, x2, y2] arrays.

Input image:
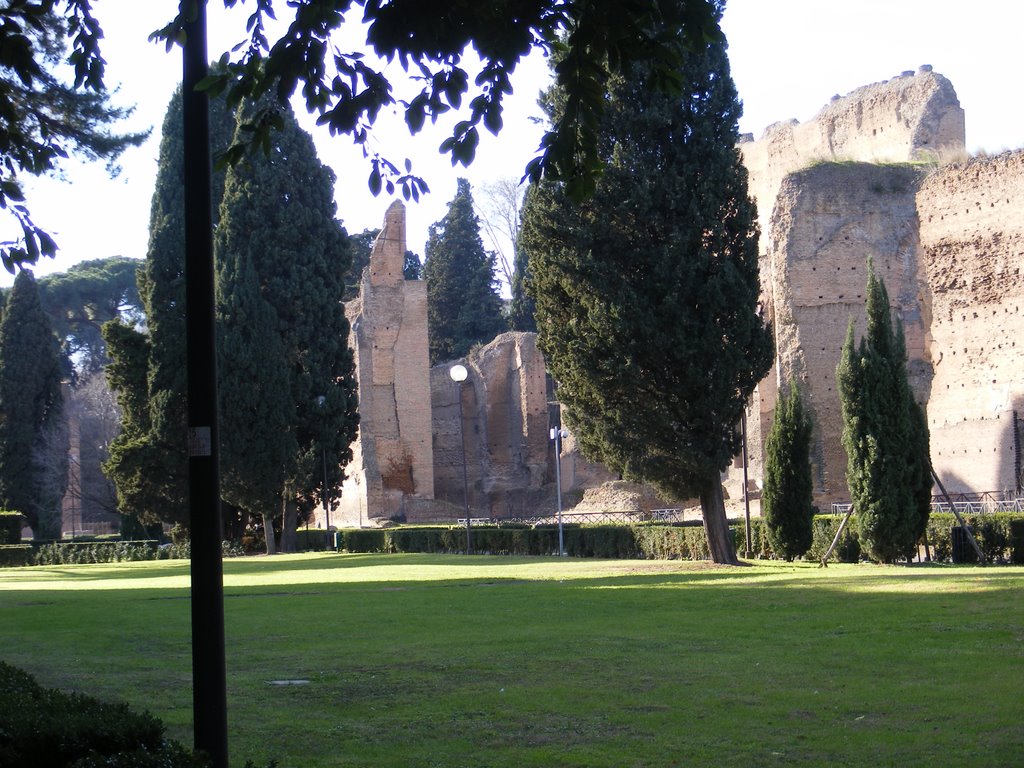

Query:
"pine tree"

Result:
[[215, 101, 358, 553], [837, 262, 931, 563], [423, 178, 506, 364], [521, 6, 773, 564], [0, 271, 65, 537], [39, 256, 143, 375], [103, 86, 234, 526], [762, 380, 814, 561]]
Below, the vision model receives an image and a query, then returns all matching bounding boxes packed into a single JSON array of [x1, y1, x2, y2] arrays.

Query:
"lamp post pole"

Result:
[[550, 427, 568, 556], [449, 364, 472, 555]]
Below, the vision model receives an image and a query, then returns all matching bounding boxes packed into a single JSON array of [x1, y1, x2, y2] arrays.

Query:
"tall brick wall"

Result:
[[764, 163, 926, 503], [916, 152, 1024, 493], [334, 201, 434, 525], [431, 332, 560, 519]]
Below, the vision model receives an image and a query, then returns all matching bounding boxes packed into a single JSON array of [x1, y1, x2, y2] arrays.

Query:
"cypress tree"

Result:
[[0, 271, 65, 537], [837, 262, 931, 563], [423, 178, 506, 364], [103, 86, 233, 526], [521, 3, 773, 564], [762, 380, 814, 561], [215, 101, 358, 553]]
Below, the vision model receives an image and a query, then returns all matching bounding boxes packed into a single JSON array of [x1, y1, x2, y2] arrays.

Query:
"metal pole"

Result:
[[741, 411, 752, 558], [552, 427, 564, 556], [182, 3, 228, 766], [457, 385, 472, 555]]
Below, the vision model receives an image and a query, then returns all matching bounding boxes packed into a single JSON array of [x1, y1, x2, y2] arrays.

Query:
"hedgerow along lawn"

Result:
[[1, 555, 1021, 768]]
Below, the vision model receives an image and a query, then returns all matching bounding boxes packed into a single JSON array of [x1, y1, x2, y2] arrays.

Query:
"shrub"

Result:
[[0, 511, 22, 544], [30, 541, 160, 566], [294, 529, 333, 552], [0, 661, 210, 768], [0, 545, 31, 567], [1011, 520, 1024, 565], [806, 515, 861, 564], [341, 529, 386, 553]]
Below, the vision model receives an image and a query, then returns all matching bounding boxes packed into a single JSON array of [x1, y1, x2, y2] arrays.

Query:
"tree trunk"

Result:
[[700, 473, 739, 565], [262, 511, 277, 555], [279, 492, 298, 553]]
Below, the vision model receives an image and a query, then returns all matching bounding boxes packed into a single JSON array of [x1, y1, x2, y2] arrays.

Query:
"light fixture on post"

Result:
[[316, 395, 331, 550], [550, 425, 569, 556], [449, 364, 472, 555]]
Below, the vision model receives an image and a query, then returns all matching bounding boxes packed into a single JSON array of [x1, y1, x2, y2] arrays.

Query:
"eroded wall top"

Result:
[[741, 66, 965, 239]]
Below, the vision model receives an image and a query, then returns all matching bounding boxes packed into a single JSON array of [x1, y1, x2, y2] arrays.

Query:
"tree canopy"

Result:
[[38, 256, 143, 375], [521, 3, 773, 564], [423, 178, 505, 365], [0, 1, 148, 271]]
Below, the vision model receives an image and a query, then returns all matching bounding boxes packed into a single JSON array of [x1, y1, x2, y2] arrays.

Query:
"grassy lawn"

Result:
[[0, 554, 1022, 767]]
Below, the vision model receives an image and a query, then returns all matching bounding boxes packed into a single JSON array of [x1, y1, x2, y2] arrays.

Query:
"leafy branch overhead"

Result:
[[153, 0, 722, 201], [0, 1, 148, 271]]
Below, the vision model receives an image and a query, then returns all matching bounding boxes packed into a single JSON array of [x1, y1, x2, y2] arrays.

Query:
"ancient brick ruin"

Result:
[[331, 66, 1022, 526], [738, 66, 1023, 505], [334, 201, 434, 524]]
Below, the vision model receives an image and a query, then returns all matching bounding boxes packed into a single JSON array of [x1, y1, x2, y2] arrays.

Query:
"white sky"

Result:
[[3, 0, 1022, 288]]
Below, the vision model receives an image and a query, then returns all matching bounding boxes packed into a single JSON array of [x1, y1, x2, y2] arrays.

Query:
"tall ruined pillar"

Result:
[[335, 200, 434, 525]]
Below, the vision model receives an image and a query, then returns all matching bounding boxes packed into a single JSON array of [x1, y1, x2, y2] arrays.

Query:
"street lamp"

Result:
[[449, 363, 472, 555], [550, 426, 569, 556], [316, 395, 332, 550]]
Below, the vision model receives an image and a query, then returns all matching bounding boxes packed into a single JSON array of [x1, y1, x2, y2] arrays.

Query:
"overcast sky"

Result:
[[2, 0, 1022, 288]]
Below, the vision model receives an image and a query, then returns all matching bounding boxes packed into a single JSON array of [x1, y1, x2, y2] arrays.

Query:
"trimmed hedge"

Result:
[[0, 661, 210, 767], [333, 512, 1024, 564], [31, 540, 160, 566], [0, 545, 32, 567]]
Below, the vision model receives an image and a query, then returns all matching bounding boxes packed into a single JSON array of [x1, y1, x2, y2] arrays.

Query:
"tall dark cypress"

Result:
[[521, 3, 773, 564], [423, 178, 506, 365], [103, 87, 233, 526], [0, 271, 65, 537], [837, 262, 931, 563], [762, 380, 815, 561], [215, 101, 358, 553]]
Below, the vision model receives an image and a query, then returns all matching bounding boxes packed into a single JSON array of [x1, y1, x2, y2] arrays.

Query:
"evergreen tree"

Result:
[[423, 178, 506, 364], [836, 262, 931, 563], [39, 256, 143, 375], [762, 380, 814, 561], [403, 250, 422, 281], [0, 271, 65, 537], [103, 86, 234, 526], [521, 4, 773, 564], [215, 101, 358, 553], [343, 228, 378, 301]]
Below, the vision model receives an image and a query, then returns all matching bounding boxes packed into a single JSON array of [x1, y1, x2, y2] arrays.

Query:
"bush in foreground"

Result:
[[0, 661, 208, 767]]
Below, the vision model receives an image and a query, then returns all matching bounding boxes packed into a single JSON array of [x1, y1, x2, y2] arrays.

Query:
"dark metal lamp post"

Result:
[[449, 364, 472, 555], [550, 426, 568, 556]]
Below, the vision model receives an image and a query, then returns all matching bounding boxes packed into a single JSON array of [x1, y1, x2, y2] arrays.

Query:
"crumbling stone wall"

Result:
[[916, 152, 1024, 493], [430, 332, 559, 519], [333, 201, 434, 525], [763, 162, 927, 503], [746, 119, 1023, 503], [741, 66, 964, 243]]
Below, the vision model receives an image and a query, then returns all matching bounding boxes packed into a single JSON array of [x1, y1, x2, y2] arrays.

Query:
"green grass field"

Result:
[[1, 554, 1022, 767]]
